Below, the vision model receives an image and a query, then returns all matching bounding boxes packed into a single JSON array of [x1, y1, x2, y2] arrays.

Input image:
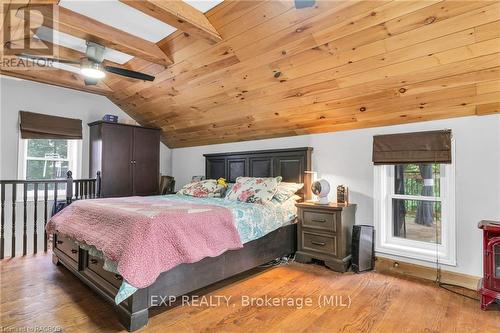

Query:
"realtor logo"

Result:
[[1, 3, 56, 69]]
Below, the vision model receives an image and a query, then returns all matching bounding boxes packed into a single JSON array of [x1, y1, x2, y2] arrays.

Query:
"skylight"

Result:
[[58, 0, 177, 43], [185, 0, 224, 13]]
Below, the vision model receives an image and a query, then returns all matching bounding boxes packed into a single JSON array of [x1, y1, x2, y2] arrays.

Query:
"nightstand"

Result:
[[295, 202, 356, 272]]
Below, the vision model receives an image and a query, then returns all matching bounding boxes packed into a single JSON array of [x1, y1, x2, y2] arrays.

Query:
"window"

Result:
[[374, 162, 455, 265], [392, 164, 442, 244], [18, 138, 80, 194]]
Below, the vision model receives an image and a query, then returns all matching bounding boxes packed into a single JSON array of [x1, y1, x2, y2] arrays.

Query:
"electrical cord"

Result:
[[259, 254, 295, 267], [433, 191, 479, 302], [438, 282, 480, 301]]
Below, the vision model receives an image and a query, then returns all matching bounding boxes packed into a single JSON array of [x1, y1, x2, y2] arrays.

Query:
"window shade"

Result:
[[372, 130, 452, 164], [19, 111, 82, 139]]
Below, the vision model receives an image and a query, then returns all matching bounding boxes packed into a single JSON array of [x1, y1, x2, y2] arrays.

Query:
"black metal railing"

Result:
[[0, 170, 101, 259]]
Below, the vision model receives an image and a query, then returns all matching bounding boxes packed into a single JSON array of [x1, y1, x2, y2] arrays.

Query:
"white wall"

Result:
[[171, 115, 500, 277], [0, 76, 172, 179]]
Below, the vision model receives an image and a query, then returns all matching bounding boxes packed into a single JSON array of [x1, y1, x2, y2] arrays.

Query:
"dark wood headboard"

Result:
[[204, 147, 313, 200]]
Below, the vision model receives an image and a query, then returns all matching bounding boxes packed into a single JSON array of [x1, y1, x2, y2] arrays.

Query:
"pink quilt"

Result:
[[46, 196, 243, 288]]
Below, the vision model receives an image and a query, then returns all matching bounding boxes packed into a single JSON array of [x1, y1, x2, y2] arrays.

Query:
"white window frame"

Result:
[[374, 147, 456, 266], [17, 138, 81, 199]]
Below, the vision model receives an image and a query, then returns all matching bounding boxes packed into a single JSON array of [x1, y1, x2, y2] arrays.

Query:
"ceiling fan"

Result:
[[16, 42, 155, 85]]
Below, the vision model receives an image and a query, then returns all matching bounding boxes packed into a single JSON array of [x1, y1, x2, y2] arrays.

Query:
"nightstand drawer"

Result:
[[302, 232, 337, 256], [303, 210, 336, 232]]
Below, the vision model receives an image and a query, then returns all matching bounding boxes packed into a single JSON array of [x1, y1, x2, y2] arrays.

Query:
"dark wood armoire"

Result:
[[89, 121, 160, 197]]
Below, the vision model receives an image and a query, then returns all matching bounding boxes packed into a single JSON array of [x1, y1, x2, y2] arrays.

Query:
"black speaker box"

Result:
[[351, 225, 374, 273]]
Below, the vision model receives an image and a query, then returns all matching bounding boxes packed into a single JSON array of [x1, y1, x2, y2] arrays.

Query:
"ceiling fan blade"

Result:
[[105, 66, 155, 81], [16, 53, 80, 65], [84, 77, 98, 86]]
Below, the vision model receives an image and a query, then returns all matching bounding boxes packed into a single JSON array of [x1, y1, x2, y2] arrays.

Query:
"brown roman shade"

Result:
[[372, 129, 452, 164], [19, 111, 82, 139]]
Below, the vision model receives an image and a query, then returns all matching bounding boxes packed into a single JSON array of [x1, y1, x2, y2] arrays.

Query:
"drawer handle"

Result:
[[114, 274, 123, 281], [71, 249, 78, 254], [90, 259, 98, 264], [311, 219, 327, 223], [57, 240, 63, 244], [311, 241, 326, 246]]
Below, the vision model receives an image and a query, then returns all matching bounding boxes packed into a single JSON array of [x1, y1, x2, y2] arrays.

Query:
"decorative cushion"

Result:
[[273, 182, 304, 202], [225, 176, 282, 204], [177, 179, 226, 198]]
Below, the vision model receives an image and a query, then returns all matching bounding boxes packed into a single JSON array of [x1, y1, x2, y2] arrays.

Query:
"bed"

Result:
[[49, 147, 312, 331]]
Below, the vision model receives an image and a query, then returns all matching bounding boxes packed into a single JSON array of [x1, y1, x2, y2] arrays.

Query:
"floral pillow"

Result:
[[225, 176, 282, 204], [177, 179, 226, 198], [273, 182, 304, 202]]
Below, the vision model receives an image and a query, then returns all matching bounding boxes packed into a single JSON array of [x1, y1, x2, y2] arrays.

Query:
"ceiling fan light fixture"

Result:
[[80, 60, 105, 79]]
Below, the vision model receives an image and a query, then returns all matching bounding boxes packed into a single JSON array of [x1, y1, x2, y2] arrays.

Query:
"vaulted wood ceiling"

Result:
[[1, 0, 499, 148]]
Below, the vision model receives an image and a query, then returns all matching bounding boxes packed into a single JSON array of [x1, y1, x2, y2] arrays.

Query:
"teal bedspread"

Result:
[[75, 194, 298, 304]]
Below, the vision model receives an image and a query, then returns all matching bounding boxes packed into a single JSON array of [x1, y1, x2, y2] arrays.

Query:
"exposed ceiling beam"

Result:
[[23, 4, 173, 66], [7, 38, 85, 62], [0, 67, 113, 95], [6, 37, 123, 67], [120, 0, 222, 44]]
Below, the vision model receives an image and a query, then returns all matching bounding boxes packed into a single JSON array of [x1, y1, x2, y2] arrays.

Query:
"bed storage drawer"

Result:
[[86, 255, 123, 289], [55, 234, 79, 262]]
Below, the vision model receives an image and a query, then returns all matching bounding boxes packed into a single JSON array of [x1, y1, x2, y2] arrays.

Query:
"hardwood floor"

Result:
[[1, 254, 499, 333]]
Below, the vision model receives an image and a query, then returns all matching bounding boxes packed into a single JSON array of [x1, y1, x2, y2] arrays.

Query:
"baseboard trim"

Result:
[[375, 256, 481, 291]]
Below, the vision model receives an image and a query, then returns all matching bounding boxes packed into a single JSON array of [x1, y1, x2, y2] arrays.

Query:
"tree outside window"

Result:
[[392, 163, 442, 244]]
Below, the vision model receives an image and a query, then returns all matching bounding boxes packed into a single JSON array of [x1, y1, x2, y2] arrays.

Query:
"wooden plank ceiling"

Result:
[[1, 0, 499, 148]]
